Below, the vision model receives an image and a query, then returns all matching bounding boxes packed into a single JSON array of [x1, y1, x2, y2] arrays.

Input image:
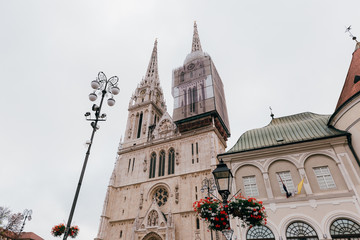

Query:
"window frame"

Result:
[[243, 175, 259, 197]]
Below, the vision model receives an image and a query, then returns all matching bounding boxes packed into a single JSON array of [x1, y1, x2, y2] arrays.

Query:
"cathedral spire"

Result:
[[191, 21, 203, 52], [145, 38, 159, 83]]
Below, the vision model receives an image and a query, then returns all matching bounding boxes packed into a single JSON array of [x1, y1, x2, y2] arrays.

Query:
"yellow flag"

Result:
[[297, 178, 304, 194]]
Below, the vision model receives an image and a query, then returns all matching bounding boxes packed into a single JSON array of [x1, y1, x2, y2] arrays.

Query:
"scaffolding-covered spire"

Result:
[[191, 21, 203, 52], [145, 38, 159, 83]]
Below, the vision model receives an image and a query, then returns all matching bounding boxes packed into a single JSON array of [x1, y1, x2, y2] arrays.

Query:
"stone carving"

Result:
[[159, 120, 172, 133], [175, 185, 179, 204], [143, 158, 147, 172], [167, 212, 173, 227], [176, 152, 180, 165], [128, 127, 132, 139], [147, 210, 159, 226], [142, 122, 147, 134], [139, 193, 144, 210]]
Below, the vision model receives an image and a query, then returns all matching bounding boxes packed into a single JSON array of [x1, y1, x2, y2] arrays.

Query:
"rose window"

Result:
[[153, 187, 169, 207]]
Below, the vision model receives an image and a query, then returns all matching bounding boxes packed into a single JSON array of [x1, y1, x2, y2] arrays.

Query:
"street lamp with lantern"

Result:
[[18, 209, 32, 238], [62, 72, 119, 240], [212, 158, 234, 240]]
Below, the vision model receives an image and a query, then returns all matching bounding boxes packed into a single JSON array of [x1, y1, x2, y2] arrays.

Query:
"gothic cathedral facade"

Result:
[[95, 23, 230, 240]]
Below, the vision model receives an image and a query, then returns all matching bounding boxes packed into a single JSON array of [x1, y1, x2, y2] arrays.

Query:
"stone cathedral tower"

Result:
[[95, 23, 230, 240]]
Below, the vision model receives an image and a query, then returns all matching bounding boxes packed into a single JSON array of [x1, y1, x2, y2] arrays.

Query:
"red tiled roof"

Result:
[[335, 43, 360, 110], [18, 232, 44, 240]]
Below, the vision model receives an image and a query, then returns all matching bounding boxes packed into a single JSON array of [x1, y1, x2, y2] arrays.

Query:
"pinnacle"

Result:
[[145, 38, 159, 83], [191, 21, 203, 53]]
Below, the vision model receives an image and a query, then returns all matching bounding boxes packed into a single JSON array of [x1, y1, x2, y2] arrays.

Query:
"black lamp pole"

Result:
[[17, 209, 32, 239], [62, 72, 119, 240], [201, 177, 216, 240], [212, 159, 234, 240]]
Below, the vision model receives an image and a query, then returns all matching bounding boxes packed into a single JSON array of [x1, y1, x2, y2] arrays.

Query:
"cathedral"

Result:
[[95, 23, 360, 240]]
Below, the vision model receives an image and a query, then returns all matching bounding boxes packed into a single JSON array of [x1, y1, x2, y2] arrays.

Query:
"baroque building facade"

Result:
[[95, 23, 230, 240], [219, 41, 360, 240]]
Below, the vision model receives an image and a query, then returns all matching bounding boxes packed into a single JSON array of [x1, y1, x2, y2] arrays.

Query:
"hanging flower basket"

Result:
[[228, 195, 267, 227], [193, 197, 230, 231], [193, 194, 267, 232], [51, 224, 80, 238], [69, 226, 79, 238], [51, 224, 65, 237]]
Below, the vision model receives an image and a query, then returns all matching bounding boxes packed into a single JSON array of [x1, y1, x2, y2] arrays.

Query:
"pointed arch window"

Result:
[[192, 86, 197, 112], [149, 152, 156, 178], [247, 226, 275, 240], [330, 218, 360, 239], [159, 150, 165, 177], [188, 88, 193, 112], [286, 221, 318, 240], [168, 148, 175, 175], [137, 112, 143, 138]]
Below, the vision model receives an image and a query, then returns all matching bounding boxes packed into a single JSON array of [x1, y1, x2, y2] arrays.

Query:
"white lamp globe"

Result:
[[89, 93, 98, 101], [91, 80, 100, 89], [107, 98, 115, 106], [111, 86, 120, 95]]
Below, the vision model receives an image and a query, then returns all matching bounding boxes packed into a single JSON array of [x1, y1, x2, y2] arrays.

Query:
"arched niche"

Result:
[[235, 164, 267, 198], [304, 154, 347, 193], [268, 160, 301, 197], [142, 232, 163, 240]]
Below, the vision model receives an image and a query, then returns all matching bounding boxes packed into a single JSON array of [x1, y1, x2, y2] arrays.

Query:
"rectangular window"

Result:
[[132, 158, 135, 172], [192, 143, 194, 155], [243, 176, 259, 197], [276, 171, 295, 193], [196, 142, 198, 155], [128, 159, 131, 172], [313, 166, 336, 189]]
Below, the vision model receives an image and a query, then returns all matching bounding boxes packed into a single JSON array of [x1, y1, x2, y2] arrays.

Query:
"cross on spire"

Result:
[[191, 21, 203, 52], [145, 38, 159, 83]]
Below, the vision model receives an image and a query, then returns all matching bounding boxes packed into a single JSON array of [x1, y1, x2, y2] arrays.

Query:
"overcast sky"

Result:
[[1, 0, 359, 239]]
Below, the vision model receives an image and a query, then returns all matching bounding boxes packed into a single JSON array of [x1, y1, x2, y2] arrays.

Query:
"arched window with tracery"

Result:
[[192, 86, 197, 112], [247, 226, 275, 240], [158, 150, 165, 177], [330, 218, 360, 240], [149, 152, 156, 178], [286, 221, 318, 240], [168, 148, 175, 175], [188, 88, 193, 112], [137, 112, 143, 138]]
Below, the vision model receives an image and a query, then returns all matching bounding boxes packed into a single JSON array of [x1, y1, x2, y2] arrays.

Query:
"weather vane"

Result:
[[345, 25, 358, 42], [269, 106, 274, 119]]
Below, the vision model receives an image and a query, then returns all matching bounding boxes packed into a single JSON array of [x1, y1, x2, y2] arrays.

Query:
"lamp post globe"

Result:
[[107, 98, 115, 106], [111, 86, 120, 95]]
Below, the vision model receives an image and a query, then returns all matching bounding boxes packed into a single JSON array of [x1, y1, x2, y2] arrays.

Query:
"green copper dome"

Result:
[[227, 112, 347, 154]]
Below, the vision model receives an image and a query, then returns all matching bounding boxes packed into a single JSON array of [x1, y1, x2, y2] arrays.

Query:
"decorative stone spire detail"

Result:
[[191, 21, 203, 52], [145, 39, 159, 83]]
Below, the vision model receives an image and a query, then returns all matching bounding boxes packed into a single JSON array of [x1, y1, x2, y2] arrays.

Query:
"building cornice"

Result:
[[118, 125, 225, 155], [219, 135, 349, 162], [109, 169, 212, 189]]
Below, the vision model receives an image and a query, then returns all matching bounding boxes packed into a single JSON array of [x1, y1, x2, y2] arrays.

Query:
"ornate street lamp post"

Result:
[[200, 177, 217, 240], [17, 209, 32, 238], [63, 72, 119, 240], [212, 159, 234, 240]]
